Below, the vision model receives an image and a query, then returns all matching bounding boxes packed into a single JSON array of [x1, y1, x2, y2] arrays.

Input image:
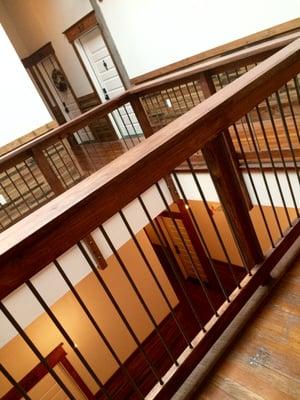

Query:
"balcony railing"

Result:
[[0, 36, 300, 399], [0, 31, 299, 231]]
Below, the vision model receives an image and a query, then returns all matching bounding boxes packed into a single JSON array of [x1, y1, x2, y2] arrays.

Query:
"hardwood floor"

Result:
[[195, 257, 300, 400]]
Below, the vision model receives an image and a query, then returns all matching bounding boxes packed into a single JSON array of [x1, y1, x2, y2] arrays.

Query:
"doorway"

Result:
[[75, 26, 142, 139]]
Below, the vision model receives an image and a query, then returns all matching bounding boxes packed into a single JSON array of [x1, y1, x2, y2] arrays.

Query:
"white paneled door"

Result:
[[76, 27, 142, 138]]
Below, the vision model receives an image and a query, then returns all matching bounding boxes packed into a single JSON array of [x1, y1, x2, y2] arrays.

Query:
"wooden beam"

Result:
[[130, 96, 154, 138], [199, 71, 253, 211], [1, 39, 300, 299], [31, 147, 64, 195], [131, 18, 300, 84], [63, 11, 97, 43], [201, 134, 263, 269]]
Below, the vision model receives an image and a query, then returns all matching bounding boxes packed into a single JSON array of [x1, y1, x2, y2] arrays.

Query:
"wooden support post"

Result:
[[62, 138, 87, 178], [32, 146, 64, 195], [199, 72, 253, 210], [130, 95, 154, 138], [202, 134, 264, 269], [83, 234, 107, 269]]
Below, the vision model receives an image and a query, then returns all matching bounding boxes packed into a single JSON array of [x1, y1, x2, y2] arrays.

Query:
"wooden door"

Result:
[[75, 27, 141, 138], [159, 216, 208, 282]]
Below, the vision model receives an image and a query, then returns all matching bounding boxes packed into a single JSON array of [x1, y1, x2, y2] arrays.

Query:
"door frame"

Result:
[[22, 43, 81, 124]]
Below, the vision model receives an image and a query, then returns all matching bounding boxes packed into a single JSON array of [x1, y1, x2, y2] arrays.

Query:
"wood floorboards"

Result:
[[195, 257, 300, 400]]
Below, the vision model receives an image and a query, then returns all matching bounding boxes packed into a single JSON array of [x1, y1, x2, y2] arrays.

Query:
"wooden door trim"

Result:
[[63, 11, 98, 43]]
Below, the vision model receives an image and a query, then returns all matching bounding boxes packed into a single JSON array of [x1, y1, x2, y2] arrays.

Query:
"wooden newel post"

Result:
[[202, 134, 264, 269], [199, 71, 253, 211], [198, 72, 263, 269], [130, 95, 154, 138], [32, 146, 64, 195]]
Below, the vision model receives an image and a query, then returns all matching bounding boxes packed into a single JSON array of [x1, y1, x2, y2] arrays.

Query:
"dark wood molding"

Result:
[[131, 18, 300, 84], [1, 343, 94, 400], [22, 43, 54, 69], [63, 11, 98, 43], [1, 344, 66, 400]]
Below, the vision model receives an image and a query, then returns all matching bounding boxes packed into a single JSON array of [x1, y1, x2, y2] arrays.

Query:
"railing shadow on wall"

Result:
[[0, 36, 300, 399]]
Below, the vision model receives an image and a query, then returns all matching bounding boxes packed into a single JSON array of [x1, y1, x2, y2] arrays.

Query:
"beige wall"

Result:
[[0, 230, 177, 396], [188, 200, 297, 267], [0, 0, 28, 55], [2, 0, 93, 97]]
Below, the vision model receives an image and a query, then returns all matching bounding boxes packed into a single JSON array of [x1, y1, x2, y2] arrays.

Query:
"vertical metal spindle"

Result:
[[52, 142, 76, 185], [232, 122, 277, 245], [275, 90, 300, 188], [155, 182, 219, 317], [119, 210, 192, 348], [0, 178, 23, 217], [54, 260, 144, 399], [24, 158, 50, 202], [26, 281, 111, 399], [99, 224, 180, 366], [293, 76, 300, 105], [0, 363, 32, 400], [44, 147, 68, 188], [60, 141, 82, 181], [284, 83, 300, 143], [0, 191, 14, 224], [191, 81, 203, 103], [123, 104, 143, 142], [172, 172, 231, 301], [0, 302, 76, 400], [265, 97, 300, 217], [179, 85, 190, 111], [116, 108, 136, 147], [186, 158, 243, 283], [255, 104, 291, 229], [5, 170, 32, 211], [138, 196, 205, 332], [186, 83, 197, 106], [77, 242, 164, 385], [15, 163, 39, 206], [244, 113, 281, 244]]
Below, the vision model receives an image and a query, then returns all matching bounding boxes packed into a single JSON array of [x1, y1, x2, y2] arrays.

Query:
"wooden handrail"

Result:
[[1, 38, 300, 300], [1, 31, 299, 171], [0, 92, 130, 168], [131, 17, 300, 84], [128, 31, 300, 96]]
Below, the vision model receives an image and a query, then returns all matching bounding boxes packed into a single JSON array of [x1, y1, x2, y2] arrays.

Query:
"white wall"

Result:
[[0, 25, 52, 147], [2, 0, 300, 93], [0, 181, 173, 347], [99, 0, 300, 78], [2, 0, 94, 97]]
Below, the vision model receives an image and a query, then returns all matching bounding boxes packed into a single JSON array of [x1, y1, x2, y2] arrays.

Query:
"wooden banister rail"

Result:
[[1, 31, 299, 171], [128, 31, 300, 96], [131, 17, 300, 84], [0, 93, 130, 167], [1, 38, 300, 300]]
